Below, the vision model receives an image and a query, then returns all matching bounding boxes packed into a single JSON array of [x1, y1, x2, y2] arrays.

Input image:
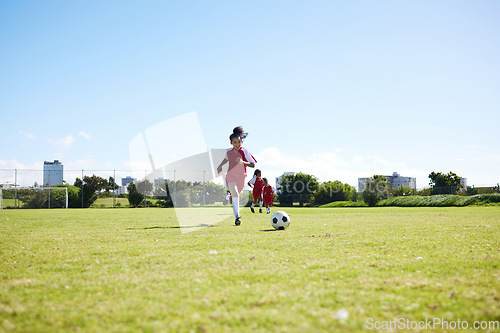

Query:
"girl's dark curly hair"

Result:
[[229, 126, 248, 142]]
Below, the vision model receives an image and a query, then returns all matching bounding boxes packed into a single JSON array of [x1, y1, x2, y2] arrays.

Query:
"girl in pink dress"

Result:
[[217, 126, 257, 225]]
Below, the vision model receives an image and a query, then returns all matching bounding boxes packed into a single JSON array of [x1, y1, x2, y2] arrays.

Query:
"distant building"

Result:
[[116, 186, 128, 195], [121, 176, 136, 187], [461, 178, 467, 189], [43, 160, 63, 186], [154, 178, 168, 188], [358, 172, 416, 192], [276, 172, 295, 193]]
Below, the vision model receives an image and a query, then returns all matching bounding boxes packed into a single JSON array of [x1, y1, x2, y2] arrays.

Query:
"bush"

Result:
[[278, 194, 294, 207], [127, 183, 144, 207], [173, 190, 190, 207], [313, 181, 356, 206], [245, 192, 253, 207], [376, 194, 500, 207], [320, 201, 368, 208]]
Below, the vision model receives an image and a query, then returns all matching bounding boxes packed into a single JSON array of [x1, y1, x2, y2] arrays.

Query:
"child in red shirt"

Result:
[[248, 169, 263, 213], [262, 177, 275, 214]]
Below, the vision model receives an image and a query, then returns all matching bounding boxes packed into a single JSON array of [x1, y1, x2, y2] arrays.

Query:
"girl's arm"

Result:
[[236, 157, 255, 168], [248, 175, 257, 188], [240, 147, 256, 168], [217, 158, 228, 174]]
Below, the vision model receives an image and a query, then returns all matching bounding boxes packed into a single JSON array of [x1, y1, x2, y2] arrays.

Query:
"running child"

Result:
[[216, 126, 256, 225], [262, 177, 275, 214], [247, 169, 263, 213]]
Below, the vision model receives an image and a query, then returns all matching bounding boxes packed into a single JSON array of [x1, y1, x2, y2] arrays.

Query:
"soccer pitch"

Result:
[[1, 207, 499, 332]]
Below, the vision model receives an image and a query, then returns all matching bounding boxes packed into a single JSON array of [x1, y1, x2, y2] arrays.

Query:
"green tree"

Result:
[[135, 179, 153, 197], [188, 181, 226, 205], [313, 181, 356, 206], [172, 180, 191, 207], [127, 182, 144, 207], [17, 186, 69, 209], [362, 175, 389, 206], [391, 185, 413, 197], [428, 171, 462, 195], [106, 177, 119, 194], [74, 175, 109, 208], [278, 172, 319, 207], [1, 188, 14, 199], [54, 184, 80, 208], [22, 190, 47, 209], [152, 180, 173, 207], [203, 181, 226, 204]]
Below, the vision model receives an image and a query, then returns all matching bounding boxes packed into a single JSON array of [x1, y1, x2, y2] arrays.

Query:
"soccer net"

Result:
[[0, 187, 68, 209]]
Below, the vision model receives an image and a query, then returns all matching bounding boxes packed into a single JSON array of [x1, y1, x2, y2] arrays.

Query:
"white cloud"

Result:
[[255, 147, 431, 189], [0, 159, 41, 170], [46, 135, 74, 150], [255, 147, 358, 187], [0, 159, 44, 187], [64, 158, 97, 170], [18, 130, 35, 140], [78, 131, 92, 140]]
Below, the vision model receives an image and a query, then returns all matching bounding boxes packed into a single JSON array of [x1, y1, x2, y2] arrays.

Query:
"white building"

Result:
[[116, 186, 128, 195], [43, 160, 63, 186], [358, 172, 416, 192]]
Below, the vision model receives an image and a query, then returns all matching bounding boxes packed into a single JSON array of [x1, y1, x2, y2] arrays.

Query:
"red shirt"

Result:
[[263, 185, 274, 200]]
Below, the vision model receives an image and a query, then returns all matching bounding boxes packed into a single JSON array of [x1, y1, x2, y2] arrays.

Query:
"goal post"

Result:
[[0, 187, 68, 209]]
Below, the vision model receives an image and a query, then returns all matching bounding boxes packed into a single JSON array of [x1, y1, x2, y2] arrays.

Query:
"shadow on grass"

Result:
[[126, 226, 168, 230], [169, 224, 219, 229], [260, 229, 277, 232], [127, 224, 220, 230]]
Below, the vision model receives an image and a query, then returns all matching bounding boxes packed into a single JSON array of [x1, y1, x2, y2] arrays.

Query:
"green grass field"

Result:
[[1, 207, 499, 332], [91, 197, 131, 208]]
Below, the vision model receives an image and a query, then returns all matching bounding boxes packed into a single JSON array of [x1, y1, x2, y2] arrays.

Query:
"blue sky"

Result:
[[1, 0, 499, 188]]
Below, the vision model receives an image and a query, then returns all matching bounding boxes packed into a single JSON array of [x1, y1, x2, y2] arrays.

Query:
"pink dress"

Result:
[[225, 147, 257, 193]]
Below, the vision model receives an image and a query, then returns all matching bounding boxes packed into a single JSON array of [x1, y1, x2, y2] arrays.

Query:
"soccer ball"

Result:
[[271, 211, 290, 230]]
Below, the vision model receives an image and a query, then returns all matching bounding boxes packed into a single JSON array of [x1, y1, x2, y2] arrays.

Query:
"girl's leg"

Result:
[[228, 182, 240, 220], [259, 197, 263, 212]]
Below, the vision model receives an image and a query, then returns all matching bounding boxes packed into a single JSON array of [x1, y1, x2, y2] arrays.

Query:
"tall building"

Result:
[[461, 178, 467, 189], [358, 172, 416, 192], [121, 176, 136, 187], [43, 160, 64, 186]]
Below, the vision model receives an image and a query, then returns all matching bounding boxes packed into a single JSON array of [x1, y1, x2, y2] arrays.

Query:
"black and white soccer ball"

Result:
[[271, 211, 290, 230]]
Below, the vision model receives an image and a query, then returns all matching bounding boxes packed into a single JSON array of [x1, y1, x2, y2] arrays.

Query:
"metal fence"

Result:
[[0, 168, 228, 209]]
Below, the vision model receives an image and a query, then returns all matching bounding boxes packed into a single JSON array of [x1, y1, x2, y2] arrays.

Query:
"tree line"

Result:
[[2, 170, 493, 209], [277, 171, 479, 207]]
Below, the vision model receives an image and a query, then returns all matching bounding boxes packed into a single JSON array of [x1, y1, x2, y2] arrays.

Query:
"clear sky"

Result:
[[1, 0, 499, 188]]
